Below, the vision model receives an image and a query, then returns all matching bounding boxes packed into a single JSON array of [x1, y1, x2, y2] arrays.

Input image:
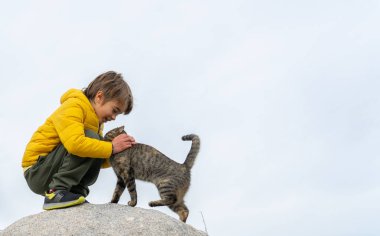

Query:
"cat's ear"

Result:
[[119, 126, 125, 131]]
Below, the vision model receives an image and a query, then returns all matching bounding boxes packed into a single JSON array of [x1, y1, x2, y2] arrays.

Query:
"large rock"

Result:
[[1, 203, 207, 236]]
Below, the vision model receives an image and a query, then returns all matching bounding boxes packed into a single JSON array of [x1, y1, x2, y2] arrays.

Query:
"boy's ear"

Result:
[[95, 91, 104, 103]]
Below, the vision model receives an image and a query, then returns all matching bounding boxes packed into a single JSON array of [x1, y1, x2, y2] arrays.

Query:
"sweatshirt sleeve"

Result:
[[51, 100, 113, 158]]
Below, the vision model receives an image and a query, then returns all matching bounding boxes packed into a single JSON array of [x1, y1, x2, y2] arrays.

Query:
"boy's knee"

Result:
[[84, 130, 101, 140], [24, 169, 47, 196]]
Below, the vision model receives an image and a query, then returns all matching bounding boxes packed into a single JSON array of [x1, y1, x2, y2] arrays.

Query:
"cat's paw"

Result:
[[128, 200, 137, 207], [148, 202, 156, 207]]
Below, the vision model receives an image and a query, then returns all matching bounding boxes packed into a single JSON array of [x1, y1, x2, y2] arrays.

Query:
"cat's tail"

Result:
[[182, 134, 200, 169]]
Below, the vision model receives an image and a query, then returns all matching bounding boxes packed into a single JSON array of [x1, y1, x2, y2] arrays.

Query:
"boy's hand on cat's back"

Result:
[[112, 134, 136, 154]]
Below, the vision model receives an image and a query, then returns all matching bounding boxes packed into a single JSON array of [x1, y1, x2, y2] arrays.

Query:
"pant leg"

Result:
[[24, 144, 68, 196], [69, 158, 103, 196], [74, 130, 104, 195], [24, 130, 104, 196], [49, 130, 104, 196]]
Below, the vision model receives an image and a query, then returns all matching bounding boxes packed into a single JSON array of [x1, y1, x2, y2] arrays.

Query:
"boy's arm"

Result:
[[51, 101, 112, 158]]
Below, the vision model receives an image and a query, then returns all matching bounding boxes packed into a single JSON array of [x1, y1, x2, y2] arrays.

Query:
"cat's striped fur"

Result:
[[104, 126, 200, 222]]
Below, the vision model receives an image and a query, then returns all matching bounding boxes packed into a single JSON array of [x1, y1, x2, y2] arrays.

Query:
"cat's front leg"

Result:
[[126, 170, 137, 207], [128, 200, 137, 207], [111, 175, 126, 203]]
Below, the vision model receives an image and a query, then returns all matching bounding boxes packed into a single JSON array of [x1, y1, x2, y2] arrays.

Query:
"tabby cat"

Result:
[[104, 126, 200, 223]]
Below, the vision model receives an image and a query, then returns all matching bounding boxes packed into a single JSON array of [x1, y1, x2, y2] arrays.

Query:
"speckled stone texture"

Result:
[[1, 203, 207, 236]]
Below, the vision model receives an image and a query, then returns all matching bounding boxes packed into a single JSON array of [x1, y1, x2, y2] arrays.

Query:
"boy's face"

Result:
[[92, 91, 124, 124]]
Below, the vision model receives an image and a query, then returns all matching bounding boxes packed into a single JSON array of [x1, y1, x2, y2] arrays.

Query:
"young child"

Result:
[[22, 71, 136, 210]]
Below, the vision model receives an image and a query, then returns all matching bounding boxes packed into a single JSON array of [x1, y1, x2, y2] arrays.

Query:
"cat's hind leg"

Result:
[[169, 202, 189, 223], [149, 184, 177, 207]]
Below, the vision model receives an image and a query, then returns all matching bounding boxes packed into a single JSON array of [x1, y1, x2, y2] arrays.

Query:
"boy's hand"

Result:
[[112, 134, 136, 154]]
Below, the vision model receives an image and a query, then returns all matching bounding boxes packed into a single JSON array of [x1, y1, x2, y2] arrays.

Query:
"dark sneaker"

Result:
[[43, 190, 86, 210]]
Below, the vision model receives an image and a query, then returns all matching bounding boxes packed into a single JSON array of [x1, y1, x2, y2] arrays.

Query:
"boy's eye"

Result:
[[113, 108, 121, 115]]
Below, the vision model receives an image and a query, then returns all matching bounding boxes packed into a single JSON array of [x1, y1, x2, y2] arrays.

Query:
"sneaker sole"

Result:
[[43, 196, 86, 210]]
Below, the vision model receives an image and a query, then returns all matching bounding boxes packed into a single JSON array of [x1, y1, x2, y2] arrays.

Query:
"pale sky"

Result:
[[1, 1, 380, 235]]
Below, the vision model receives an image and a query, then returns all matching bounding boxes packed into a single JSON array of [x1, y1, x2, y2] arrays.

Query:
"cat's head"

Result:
[[104, 126, 126, 141]]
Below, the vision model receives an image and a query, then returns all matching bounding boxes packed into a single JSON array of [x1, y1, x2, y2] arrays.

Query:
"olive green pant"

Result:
[[24, 130, 104, 197]]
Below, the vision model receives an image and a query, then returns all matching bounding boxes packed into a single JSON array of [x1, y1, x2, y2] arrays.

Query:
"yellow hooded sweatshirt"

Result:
[[22, 89, 112, 170]]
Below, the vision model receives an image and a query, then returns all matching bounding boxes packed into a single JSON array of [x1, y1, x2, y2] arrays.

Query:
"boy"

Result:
[[22, 71, 136, 210]]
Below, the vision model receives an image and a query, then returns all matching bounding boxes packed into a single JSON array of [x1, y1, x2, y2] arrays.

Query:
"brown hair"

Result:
[[83, 71, 133, 114]]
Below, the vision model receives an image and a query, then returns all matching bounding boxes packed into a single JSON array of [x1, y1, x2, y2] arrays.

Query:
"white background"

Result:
[[1, 1, 380, 235]]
